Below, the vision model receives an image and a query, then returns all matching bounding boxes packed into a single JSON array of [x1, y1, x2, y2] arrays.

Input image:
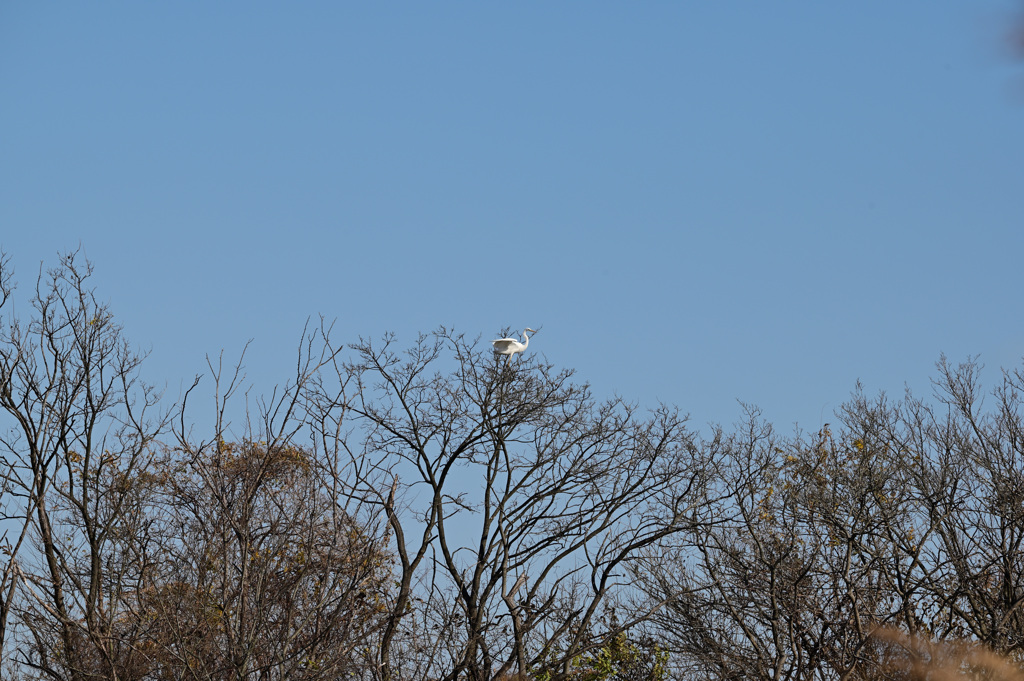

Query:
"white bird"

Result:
[[492, 328, 537, 359]]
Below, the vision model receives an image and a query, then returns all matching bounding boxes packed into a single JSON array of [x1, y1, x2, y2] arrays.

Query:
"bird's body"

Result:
[[492, 328, 536, 359]]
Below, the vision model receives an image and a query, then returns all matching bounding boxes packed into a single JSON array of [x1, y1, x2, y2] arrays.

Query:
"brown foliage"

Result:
[[871, 628, 1024, 681]]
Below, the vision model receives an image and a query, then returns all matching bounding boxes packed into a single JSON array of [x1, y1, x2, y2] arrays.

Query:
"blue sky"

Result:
[[2, 2, 1022, 432]]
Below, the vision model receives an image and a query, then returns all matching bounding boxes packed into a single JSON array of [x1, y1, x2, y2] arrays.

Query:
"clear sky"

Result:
[[2, 2, 1022, 433]]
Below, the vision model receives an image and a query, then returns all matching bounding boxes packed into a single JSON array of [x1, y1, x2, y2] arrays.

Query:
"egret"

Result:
[[492, 328, 537, 359]]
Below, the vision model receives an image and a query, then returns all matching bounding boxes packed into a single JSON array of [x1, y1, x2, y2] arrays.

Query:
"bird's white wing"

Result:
[[492, 339, 517, 352]]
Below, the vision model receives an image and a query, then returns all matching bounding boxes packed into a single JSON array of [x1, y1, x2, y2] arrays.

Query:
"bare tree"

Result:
[[907, 358, 1024, 652], [0, 251, 166, 681], [317, 329, 710, 681], [136, 439, 390, 681], [639, 357, 1024, 681], [0, 250, 27, 665], [639, 409, 837, 681], [132, 325, 392, 681]]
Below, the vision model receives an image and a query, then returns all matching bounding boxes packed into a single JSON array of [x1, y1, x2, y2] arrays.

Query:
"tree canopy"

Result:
[[3, 252, 1024, 681]]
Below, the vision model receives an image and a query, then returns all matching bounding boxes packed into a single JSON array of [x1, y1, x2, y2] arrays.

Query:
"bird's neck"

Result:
[[521, 330, 530, 347]]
